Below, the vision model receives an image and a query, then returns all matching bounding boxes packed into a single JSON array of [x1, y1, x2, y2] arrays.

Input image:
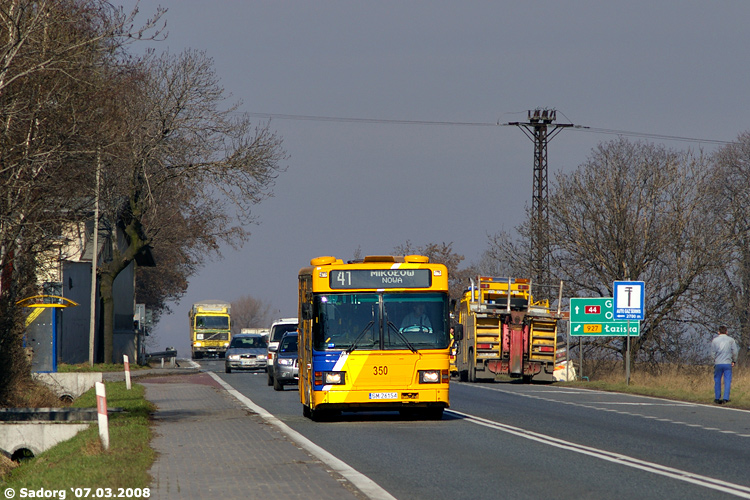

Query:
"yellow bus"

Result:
[[298, 254, 451, 421]]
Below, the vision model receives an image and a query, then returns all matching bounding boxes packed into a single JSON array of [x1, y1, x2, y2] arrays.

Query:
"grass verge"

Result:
[[558, 364, 750, 409], [1, 381, 155, 488]]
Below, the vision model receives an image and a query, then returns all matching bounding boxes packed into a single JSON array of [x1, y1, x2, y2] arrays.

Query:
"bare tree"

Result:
[[478, 225, 532, 278], [547, 138, 719, 367], [96, 49, 287, 362], [0, 0, 164, 95], [230, 295, 274, 334], [393, 241, 466, 302], [482, 138, 721, 368], [0, 0, 163, 401], [702, 132, 750, 363]]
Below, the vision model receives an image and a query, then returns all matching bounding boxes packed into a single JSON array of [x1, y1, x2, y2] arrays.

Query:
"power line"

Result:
[[245, 112, 497, 127], [245, 111, 732, 145]]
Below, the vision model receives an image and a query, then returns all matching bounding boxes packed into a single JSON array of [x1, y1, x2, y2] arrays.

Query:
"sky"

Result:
[[129, 1, 750, 355]]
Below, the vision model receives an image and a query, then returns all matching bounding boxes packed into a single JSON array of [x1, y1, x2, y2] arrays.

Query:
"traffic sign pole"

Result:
[[626, 320, 631, 386]]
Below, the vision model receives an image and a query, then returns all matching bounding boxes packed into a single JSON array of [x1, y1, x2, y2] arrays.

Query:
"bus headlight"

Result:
[[419, 370, 441, 384], [194, 342, 202, 347], [315, 371, 346, 385], [324, 372, 345, 384]]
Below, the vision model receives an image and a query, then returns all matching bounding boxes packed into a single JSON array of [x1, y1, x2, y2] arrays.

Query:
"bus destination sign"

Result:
[[329, 269, 432, 289]]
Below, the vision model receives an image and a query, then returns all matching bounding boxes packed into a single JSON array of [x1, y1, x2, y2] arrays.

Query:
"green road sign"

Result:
[[570, 297, 640, 337]]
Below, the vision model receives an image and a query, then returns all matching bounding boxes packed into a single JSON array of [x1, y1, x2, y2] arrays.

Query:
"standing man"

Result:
[[711, 325, 739, 404]]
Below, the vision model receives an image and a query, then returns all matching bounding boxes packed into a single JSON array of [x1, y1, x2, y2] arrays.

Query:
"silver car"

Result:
[[272, 332, 298, 391], [225, 333, 268, 373], [266, 318, 298, 386]]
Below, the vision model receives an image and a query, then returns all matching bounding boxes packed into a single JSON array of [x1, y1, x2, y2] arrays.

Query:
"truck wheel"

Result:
[[469, 353, 476, 383]]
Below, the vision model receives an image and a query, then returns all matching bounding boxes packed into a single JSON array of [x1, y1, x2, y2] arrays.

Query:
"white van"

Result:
[[266, 318, 298, 386]]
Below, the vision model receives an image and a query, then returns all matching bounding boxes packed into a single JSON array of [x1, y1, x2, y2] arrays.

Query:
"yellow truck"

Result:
[[189, 301, 232, 359], [454, 277, 563, 383]]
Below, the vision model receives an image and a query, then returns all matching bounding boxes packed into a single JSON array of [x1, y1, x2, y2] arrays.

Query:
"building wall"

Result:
[[60, 261, 93, 365], [60, 260, 137, 364]]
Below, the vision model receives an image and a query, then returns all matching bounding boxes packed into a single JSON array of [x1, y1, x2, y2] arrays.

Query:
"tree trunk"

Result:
[[99, 270, 116, 363]]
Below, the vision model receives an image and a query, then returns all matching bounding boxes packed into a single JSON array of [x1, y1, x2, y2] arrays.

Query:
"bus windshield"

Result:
[[312, 292, 449, 351]]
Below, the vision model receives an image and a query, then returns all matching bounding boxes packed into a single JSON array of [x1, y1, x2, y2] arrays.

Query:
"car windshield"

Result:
[[270, 323, 298, 342], [311, 292, 449, 351], [230, 337, 267, 349], [279, 336, 298, 353], [195, 315, 229, 329]]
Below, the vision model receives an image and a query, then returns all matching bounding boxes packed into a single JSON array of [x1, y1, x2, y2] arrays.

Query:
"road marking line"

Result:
[[461, 383, 750, 437], [448, 408, 750, 499], [207, 371, 397, 500]]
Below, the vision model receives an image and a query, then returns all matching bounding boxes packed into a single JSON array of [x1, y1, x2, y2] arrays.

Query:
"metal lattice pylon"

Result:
[[509, 109, 574, 296]]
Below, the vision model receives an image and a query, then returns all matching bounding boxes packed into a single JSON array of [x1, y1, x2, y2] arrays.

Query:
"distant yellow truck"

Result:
[[189, 301, 232, 359], [454, 277, 563, 383]]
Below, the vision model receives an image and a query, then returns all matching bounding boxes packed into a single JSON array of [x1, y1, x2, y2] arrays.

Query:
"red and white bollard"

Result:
[[123, 354, 132, 390], [95, 382, 109, 450]]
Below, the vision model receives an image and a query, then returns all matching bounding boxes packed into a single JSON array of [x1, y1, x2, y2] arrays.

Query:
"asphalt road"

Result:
[[199, 359, 750, 500]]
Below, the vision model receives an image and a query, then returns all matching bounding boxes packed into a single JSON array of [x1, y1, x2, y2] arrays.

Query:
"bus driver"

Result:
[[400, 303, 432, 332]]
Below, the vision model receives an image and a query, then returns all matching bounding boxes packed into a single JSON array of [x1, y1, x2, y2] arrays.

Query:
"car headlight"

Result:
[[278, 358, 294, 366], [228, 354, 240, 360], [194, 342, 202, 347], [419, 370, 442, 384]]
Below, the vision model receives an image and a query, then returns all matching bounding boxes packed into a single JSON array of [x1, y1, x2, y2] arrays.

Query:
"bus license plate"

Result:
[[369, 392, 398, 400]]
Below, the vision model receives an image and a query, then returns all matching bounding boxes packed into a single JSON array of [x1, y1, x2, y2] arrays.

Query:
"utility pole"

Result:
[[89, 150, 101, 366], [508, 109, 574, 297]]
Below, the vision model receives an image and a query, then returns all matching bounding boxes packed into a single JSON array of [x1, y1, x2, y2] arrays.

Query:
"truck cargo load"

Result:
[[454, 277, 564, 383]]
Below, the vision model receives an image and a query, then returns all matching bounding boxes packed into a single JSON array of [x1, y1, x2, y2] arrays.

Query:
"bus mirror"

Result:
[[301, 303, 312, 320], [453, 324, 463, 341]]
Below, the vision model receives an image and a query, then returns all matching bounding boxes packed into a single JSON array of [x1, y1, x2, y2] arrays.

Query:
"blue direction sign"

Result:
[[570, 297, 640, 337], [613, 281, 645, 320]]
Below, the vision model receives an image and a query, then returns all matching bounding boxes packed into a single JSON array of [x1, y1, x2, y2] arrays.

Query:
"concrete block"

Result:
[[0, 422, 90, 458], [33, 372, 102, 400]]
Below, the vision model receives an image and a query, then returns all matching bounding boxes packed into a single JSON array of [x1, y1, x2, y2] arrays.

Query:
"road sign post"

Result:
[[570, 297, 640, 386]]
